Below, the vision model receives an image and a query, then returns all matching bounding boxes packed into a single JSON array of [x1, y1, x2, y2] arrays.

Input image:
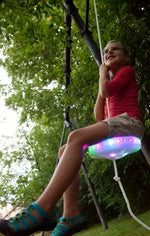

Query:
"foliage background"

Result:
[[0, 0, 149, 223]]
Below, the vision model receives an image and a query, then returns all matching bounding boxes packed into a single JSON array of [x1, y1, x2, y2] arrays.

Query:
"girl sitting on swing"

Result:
[[0, 40, 144, 236]]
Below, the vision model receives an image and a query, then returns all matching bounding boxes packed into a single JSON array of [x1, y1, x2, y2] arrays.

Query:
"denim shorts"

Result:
[[103, 112, 145, 139]]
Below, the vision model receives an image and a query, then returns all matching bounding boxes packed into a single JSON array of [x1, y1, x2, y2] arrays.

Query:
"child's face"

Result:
[[104, 41, 129, 70]]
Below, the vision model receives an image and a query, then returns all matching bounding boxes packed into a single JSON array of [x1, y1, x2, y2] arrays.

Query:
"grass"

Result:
[[74, 210, 150, 236]]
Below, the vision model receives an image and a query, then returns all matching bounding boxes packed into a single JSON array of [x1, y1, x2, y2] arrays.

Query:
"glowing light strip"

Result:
[[86, 136, 141, 160]]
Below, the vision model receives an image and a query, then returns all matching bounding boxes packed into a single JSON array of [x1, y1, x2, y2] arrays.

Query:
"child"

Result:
[[0, 40, 144, 236]]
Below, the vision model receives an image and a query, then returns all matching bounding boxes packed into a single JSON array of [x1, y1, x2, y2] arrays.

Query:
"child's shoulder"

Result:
[[116, 66, 135, 81], [119, 66, 135, 76], [121, 65, 134, 72]]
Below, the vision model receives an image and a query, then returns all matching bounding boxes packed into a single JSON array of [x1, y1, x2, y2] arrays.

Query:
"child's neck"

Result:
[[109, 65, 125, 79]]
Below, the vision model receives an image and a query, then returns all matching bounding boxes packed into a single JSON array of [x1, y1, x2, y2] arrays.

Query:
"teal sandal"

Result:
[[51, 214, 87, 236], [0, 202, 57, 236]]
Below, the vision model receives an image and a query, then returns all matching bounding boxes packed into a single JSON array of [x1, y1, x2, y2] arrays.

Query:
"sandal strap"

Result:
[[32, 202, 50, 218], [59, 214, 84, 224], [9, 202, 56, 232], [51, 214, 87, 236], [25, 210, 39, 225]]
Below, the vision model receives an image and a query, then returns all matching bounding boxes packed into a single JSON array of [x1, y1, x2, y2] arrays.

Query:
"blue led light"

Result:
[[107, 139, 114, 145], [123, 138, 127, 142], [102, 141, 106, 146]]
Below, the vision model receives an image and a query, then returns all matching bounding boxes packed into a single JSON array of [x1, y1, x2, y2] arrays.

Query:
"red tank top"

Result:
[[105, 66, 142, 122]]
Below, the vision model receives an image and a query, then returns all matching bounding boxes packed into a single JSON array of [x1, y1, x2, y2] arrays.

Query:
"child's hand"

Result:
[[99, 64, 109, 78]]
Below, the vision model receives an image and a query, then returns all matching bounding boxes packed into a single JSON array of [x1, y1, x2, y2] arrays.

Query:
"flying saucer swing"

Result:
[[85, 0, 150, 231]]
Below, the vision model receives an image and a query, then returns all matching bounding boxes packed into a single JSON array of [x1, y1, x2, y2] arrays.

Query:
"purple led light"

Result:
[[109, 153, 117, 158], [134, 138, 137, 143], [116, 138, 121, 143], [83, 144, 88, 149]]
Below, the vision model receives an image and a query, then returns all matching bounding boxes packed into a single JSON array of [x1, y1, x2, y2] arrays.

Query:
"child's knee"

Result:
[[58, 144, 66, 159], [67, 129, 82, 144]]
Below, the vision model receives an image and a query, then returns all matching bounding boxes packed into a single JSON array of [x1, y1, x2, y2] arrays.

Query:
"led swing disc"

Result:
[[88, 136, 141, 160]]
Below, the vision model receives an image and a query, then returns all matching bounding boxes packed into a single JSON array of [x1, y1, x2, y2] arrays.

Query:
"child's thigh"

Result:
[[69, 121, 109, 145]]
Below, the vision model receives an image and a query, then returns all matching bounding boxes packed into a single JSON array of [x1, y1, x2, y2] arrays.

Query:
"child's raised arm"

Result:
[[99, 64, 109, 98], [94, 93, 105, 121]]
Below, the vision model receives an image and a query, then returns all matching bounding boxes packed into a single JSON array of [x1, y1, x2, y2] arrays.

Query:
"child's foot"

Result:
[[0, 202, 57, 236], [50, 214, 87, 235]]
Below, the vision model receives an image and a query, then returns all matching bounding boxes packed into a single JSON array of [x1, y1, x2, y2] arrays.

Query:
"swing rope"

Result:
[[93, 0, 110, 119], [93, 0, 150, 230], [93, 0, 104, 64], [113, 161, 150, 230]]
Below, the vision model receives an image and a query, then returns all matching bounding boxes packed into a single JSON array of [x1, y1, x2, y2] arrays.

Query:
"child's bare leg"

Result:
[[0, 122, 108, 235], [58, 145, 80, 217], [36, 121, 109, 212], [62, 175, 80, 217]]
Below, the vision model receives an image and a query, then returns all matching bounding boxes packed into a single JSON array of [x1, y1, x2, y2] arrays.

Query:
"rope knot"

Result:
[[113, 176, 120, 181]]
